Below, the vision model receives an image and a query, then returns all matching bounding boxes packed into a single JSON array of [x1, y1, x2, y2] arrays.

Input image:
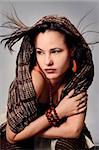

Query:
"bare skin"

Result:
[[6, 69, 87, 143], [6, 30, 87, 143]]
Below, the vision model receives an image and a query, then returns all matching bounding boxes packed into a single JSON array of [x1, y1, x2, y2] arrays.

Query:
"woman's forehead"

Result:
[[35, 30, 66, 46]]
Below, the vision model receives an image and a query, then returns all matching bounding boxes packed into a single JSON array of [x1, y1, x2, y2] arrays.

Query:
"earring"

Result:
[[72, 60, 77, 73]]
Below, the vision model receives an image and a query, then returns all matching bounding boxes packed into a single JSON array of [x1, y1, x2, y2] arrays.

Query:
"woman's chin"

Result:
[[45, 74, 60, 83], [45, 73, 57, 79]]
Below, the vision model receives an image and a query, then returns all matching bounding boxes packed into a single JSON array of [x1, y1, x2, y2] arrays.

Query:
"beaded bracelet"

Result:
[[45, 105, 60, 127]]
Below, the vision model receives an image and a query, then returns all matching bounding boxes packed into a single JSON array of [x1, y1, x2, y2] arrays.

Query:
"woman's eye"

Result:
[[51, 49, 61, 54], [36, 51, 43, 55]]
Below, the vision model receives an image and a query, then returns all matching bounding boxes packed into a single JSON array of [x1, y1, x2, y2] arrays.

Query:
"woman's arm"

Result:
[[6, 70, 87, 143], [38, 89, 87, 139], [39, 111, 86, 139], [40, 91, 87, 139], [6, 113, 50, 143], [6, 101, 86, 143], [6, 105, 86, 143], [6, 92, 87, 143]]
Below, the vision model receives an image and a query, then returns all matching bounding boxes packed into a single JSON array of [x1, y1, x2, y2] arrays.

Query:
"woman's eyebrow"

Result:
[[35, 48, 44, 51], [49, 48, 64, 53], [35, 47, 63, 51], [50, 48, 63, 50]]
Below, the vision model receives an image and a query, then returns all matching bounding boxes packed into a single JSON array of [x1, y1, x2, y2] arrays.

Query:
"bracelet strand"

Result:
[[45, 105, 60, 127]]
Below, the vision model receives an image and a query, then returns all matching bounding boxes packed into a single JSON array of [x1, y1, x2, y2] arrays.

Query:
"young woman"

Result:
[[0, 15, 94, 149]]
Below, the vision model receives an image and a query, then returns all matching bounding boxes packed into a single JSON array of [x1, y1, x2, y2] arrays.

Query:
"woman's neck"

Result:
[[50, 72, 66, 89], [48, 73, 66, 105]]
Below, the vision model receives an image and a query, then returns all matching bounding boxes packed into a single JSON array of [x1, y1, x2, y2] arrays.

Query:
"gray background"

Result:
[[0, 0, 99, 145]]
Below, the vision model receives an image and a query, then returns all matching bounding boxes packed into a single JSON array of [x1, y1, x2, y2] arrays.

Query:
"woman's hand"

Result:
[[56, 89, 88, 119]]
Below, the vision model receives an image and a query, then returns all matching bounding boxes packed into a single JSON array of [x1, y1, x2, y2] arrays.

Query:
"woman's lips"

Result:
[[44, 69, 56, 73]]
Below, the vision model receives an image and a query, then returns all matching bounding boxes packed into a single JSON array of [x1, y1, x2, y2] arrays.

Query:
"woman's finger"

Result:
[[78, 106, 87, 113], [73, 92, 86, 101], [67, 89, 75, 98], [78, 96, 88, 105], [78, 101, 87, 109]]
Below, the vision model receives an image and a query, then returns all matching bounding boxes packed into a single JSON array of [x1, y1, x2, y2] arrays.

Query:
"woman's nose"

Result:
[[44, 54, 53, 66]]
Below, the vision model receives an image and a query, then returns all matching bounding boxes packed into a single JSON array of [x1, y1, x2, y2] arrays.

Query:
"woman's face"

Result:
[[35, 30, 70, 82]]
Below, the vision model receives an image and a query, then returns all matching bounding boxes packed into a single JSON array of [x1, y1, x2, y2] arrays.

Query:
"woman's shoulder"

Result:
[[31, 69, 45, 98]]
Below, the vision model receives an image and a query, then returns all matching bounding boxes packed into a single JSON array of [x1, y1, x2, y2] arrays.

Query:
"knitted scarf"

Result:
[[0, 15, 94, 149]]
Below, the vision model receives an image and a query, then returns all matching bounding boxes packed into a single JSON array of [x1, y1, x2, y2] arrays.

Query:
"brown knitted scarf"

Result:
[[0, 15, 94, 149]]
